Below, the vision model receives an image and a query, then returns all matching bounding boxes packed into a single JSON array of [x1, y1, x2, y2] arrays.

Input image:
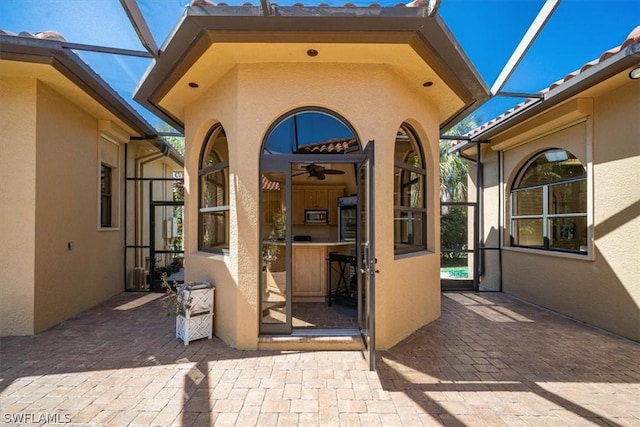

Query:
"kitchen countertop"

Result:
[[264, 241, 354, 246]]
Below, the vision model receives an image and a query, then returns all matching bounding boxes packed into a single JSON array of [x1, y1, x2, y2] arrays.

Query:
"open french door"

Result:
[[259, 164, 292, 334], [358, 141, 376, 371]]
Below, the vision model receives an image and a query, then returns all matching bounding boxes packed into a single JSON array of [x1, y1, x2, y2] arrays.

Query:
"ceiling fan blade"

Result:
[[322, 169, 345, 175]]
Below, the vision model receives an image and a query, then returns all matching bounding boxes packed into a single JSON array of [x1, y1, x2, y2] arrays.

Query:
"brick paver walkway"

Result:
[[1, 292, 638, 426]]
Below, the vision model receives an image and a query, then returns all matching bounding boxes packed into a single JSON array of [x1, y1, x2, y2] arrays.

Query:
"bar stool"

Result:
[[327, 252, 356, 306]]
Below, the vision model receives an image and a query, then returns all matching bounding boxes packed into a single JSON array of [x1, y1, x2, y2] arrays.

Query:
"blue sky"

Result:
[[1, 0, 638, 130]]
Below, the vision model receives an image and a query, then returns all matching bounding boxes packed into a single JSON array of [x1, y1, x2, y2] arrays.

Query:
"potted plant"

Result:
[[272, 209, 286, 240], [161, 274, 215, 345]]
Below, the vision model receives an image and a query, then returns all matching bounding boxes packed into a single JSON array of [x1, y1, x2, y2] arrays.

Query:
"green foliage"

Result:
[[272, 210, 286, 240], [161, 273, 191, 317], [439, 116, 478, 265], [157, 123, 185, 156], [441, 207, 467, 260], [439, 116, 478, 203]]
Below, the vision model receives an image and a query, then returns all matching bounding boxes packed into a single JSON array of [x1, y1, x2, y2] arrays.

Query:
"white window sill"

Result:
[[394, 249, 434, 261], [503, 245, 594, 261]]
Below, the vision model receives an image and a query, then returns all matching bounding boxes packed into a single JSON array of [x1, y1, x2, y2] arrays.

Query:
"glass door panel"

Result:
[[358, 141, 376, 371], [440, 202, 475, 291], [260, 170, 291, 333]]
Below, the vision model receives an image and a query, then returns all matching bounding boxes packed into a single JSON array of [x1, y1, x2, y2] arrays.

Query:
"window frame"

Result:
[[100, 164, 113, 228], [394, 125, 427, 256], [98, 135, 120, 230], [198, 125, 230, 254], [510, 149, 588, 255]]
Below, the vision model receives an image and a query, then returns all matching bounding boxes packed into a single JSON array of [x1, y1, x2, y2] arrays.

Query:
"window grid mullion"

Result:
[[543, 185, 549, 248]]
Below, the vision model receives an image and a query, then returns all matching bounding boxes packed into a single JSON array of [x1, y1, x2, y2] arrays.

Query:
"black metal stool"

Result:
[[327, 252, 357, 306]]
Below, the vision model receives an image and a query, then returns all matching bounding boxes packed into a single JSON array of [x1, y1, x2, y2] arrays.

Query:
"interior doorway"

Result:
[[259, 108, 363, 335]]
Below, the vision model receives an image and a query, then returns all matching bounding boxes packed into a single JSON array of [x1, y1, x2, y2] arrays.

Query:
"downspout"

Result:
[[124, 144, 128, 292], [498, 150, 503, 292], [474, 141, 481, 291]]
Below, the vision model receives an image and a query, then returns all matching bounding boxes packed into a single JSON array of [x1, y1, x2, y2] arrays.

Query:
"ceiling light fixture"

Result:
[[188, 82, 199, 88], [307, 49, 318, 57], [629, 66, 640, 80]]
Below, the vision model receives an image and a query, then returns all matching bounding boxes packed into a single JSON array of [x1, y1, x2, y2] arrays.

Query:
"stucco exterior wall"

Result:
[[183, 62, 441, 350], [32, 82, 124, 333], [0, 78, 37, 335], [481, 82, 639, 341]]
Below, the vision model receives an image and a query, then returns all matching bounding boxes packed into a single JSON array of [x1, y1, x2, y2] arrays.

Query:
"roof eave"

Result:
[[134, 6, 489, 132], [469, 42, 640, 144], [0, 34, 159, 139]]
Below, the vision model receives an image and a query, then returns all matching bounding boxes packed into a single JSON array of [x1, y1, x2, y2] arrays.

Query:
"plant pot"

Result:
[[174, 282, 215, 345], [176, 313, 212, 345]]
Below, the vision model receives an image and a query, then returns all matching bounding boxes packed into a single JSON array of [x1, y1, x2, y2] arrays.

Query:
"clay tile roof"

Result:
[[33, 31, 66, 42], [296, 137, 358, 154], [191, 0, 429, 8], [463, 25, 640, 140], [0, 29, 66, 42], [262, 176, 281, 191]]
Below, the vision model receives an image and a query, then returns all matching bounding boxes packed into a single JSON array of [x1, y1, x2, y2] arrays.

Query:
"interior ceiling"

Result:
[[159, 42, 462, 124]]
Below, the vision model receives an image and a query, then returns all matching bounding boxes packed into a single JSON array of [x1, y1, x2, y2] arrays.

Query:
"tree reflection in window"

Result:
[[199, 125, 229, 252], [394, 125, 426, 254], [511, 149, 587, 253]]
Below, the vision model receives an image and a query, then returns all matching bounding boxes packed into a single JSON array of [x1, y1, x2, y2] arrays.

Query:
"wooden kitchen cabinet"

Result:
[[305, 189, 328, 209], [292, 189, 305, 225], [291, 242, 354, 301], [292, 246, 327, 298], [262, 188, 283, 224], [292, 185, 344, 224]]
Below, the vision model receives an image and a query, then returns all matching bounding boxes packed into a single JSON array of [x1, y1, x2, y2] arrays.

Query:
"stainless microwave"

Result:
[[305, 209, 328, 223]]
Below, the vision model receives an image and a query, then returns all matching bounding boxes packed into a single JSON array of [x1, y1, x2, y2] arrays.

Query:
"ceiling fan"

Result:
[[293, 163, 345, 181]]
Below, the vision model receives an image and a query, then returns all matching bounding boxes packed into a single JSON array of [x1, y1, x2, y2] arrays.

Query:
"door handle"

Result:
[[360, 260, 379, 275]]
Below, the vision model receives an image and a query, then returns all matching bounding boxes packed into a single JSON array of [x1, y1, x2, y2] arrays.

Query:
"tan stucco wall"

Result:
[[0, 76, 130, 336], [0, 78, 37, 335], [183, 62, 441, 350], [481, 81, 640, 341], [31, 82, 125, 333]]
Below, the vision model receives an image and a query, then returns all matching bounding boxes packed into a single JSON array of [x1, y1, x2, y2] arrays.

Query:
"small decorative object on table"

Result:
[[162, 275, 215, 345]]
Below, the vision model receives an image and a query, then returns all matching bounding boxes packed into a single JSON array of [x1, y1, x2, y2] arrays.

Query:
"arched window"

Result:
[[263, 110, 356, 156], [511, 149, 587, 253], [394, 125, 426, 255], [199, 125, 229, 252]]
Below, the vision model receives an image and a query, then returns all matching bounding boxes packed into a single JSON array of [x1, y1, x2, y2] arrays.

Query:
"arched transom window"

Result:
[[394, 125, 426, 255], [511, 149, 587, 253], [199, 125, 229, 252]]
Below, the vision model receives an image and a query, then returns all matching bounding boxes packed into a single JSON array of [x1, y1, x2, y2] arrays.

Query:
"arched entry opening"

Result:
[[259, 108, 363, 335]]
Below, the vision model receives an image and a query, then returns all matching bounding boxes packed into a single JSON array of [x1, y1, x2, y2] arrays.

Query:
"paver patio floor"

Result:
[[1, 292, 638, 426]]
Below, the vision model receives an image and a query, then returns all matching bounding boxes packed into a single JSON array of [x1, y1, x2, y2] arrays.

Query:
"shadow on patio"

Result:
[[1, 291, 638, 425], [377, 292, 640, 426]]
